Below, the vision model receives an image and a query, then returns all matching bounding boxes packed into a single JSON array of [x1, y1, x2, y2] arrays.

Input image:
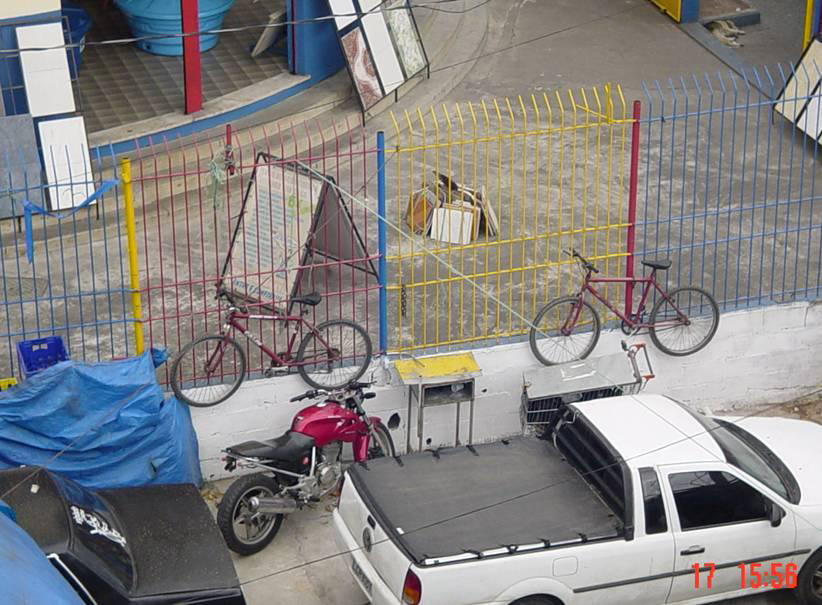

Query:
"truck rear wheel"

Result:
[[797, 549, 822, 604]]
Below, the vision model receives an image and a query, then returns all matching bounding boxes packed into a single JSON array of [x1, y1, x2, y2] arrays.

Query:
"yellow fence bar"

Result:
[[385, 83, 632, 354], [805, 0, 815, 50], [119, 157, 145, 355]]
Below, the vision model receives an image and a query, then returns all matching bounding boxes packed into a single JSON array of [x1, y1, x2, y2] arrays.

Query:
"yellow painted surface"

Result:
[[394, 352, 481, 381], [648, 0, 681, 22], [0, 1, 60, 20], [805, 0, 815, 50], [0, 377, 18, 390], [120, 158, 145, 355], [386, 84, 633, 353]]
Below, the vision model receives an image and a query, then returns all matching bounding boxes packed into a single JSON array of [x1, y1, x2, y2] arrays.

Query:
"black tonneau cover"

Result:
[[0, 468, 244, 603], [99, 484, 241, 598], [349, 437, 623, 564]]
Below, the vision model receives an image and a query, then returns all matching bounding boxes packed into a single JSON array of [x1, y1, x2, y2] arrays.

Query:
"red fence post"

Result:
[[625, 100, 641, 318], [181, 0, 203, 114]]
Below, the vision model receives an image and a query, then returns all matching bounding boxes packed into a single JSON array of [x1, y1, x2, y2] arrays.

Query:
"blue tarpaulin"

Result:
[[0, 351, 201, 489], [0, 502, 84, 604]]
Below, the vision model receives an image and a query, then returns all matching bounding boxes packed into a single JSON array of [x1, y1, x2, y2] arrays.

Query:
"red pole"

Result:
[[181, 0, 203, 114], [225, 124, 235, 175], [625, 100, 641, 318]]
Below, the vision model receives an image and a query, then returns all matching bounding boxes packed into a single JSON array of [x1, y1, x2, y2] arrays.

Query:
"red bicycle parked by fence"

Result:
[[170, 287, 372, 407], [529, 249, 719, 366]]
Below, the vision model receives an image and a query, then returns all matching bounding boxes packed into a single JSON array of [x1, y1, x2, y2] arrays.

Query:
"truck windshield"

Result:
[[684, 408, 800, 504]]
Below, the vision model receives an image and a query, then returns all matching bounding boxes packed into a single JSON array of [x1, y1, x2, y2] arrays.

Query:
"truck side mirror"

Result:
[[769, 502, 785, 527]]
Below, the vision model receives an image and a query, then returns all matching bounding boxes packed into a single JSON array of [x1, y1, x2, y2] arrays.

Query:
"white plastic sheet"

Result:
[[17, 23, 75, 117]]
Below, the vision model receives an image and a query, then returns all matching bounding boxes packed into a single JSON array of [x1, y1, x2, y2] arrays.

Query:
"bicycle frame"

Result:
[[207, 308, 335, 372], [573, 268, 689, 331]]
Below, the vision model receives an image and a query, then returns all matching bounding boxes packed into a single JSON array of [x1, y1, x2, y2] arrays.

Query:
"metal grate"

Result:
[[523, 387, 625, 428]]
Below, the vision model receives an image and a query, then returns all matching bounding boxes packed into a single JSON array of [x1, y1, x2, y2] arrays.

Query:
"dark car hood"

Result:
[[98, 484, 241, 599]]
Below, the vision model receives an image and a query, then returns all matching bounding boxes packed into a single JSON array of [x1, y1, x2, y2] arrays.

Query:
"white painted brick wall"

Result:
[[191, 301, 822, 479]]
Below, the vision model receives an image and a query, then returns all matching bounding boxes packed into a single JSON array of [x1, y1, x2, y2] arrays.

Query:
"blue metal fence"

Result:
[[636, 65, 822, 312], [0, 151, 134, 378], [4, 62, 822, 378]]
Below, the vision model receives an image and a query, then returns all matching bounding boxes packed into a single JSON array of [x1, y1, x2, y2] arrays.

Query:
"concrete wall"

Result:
[[191, 301, 822, 480], [0, 1, 59, 20]]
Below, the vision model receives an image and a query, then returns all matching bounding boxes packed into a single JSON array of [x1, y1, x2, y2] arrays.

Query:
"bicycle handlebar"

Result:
[[567, 249, 599, 274]]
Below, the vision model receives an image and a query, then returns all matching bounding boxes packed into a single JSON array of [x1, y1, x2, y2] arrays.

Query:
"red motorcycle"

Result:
[[217, 382, 396, 555]]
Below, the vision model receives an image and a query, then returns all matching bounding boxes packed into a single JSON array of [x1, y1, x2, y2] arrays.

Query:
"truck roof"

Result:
[[572, 394, 725, 469]]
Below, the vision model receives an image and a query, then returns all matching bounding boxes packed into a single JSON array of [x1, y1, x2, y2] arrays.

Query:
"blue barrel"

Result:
[[114, 0, 236, 56], [62, 3, 92, 78]]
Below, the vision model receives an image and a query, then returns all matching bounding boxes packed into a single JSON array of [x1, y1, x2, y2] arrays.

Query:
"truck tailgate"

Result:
[[337, 477, 412, 601], [347, 437, 622, 564]]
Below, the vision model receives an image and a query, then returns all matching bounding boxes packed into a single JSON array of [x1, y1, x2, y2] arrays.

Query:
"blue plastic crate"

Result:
[[16, 336, 69, 379]]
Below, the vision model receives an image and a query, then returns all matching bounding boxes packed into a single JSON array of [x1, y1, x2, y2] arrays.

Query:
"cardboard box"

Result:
[[405, 188, 438, 235], [430, 203, 480, 244]]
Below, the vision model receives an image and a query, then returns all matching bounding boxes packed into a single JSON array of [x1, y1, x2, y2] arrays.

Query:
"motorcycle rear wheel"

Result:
[[217, 473, 284, 556]]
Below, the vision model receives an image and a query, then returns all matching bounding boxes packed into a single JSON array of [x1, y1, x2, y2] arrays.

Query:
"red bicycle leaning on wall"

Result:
[[170, 287, 372, 407], [529, 249, 719, 365]]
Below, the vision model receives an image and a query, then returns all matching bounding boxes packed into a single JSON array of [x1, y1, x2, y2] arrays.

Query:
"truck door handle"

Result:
[[680, 546, 705, 556]]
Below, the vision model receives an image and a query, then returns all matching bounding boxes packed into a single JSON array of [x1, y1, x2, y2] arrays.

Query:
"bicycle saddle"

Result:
[[641, 259, 672, 271], [292, 292, 322, 306]]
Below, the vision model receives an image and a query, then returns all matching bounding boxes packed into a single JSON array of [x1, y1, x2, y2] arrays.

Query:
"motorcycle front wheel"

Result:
[[217, 473, 284, 556]]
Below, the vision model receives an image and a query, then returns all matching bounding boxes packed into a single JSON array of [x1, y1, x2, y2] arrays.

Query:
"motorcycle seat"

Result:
[[227, 431, 315, 462]]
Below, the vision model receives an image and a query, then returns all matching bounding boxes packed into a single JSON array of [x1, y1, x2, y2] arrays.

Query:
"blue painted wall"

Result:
[[680, 0, 699, 23]]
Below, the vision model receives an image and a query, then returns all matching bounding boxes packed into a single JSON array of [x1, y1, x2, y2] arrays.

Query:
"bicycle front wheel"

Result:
[[296, 319, 372, 389], [649, 286, 719, 356], [170, 335, 247, 407], [529, 296, 600, 366]]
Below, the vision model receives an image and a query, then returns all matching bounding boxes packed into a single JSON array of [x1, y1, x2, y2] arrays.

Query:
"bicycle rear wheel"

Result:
[[296, 319, 372, 389], [529, 296, 600, 366], [649, 286, 719, 356], [170, 335, 247, 407]]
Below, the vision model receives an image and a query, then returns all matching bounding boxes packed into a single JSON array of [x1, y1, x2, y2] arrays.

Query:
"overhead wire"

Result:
[[236, 161, 822, 586], [0, 0, 489, 54], [0, 382, 159, 502], [0, 0, 804, 590], [240, 388, 818, 585], [1, 70, 813, 596], [217, 1, 649, 245], [426, 3, 642, 76]]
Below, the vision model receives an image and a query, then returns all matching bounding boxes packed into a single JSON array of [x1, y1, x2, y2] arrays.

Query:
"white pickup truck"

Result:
[[333, 393, 822, 605]]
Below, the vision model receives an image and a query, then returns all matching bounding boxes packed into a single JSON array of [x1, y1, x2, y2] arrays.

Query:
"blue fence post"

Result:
[[377, 131, 388, 354]]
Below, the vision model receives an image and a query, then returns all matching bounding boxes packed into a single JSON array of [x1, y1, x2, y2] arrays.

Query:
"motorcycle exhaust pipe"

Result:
[[249, 495, 299, 515]]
